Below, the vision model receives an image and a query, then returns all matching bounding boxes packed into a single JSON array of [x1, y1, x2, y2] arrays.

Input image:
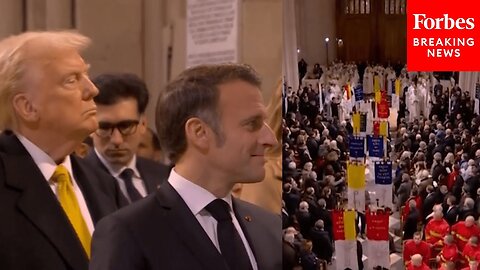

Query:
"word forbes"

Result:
[[413, 14, 475, 30]]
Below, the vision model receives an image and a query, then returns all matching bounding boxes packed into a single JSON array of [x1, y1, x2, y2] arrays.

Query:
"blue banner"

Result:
[[354, 85, 364, 101], [349, 136, 365, 158], [367, 136, 384, 158], [374, 162, 392, 185]]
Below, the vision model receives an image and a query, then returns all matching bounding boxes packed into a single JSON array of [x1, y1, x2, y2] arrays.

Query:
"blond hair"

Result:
[[0, 31, 90, 129]]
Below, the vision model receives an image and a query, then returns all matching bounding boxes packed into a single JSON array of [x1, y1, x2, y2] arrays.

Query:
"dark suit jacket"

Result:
[[0, 131, 119, 270], [90, 182, 282, 270], [403, 208, 419, 239], [84, 150, 171, 207], [444, 205, 459, 226]]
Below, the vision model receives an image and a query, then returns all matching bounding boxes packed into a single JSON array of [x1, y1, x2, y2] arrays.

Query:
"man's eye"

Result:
[[65, 76, 79, 84]]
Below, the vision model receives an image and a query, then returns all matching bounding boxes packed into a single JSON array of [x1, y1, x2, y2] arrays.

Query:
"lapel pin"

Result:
[[244, 216, 252, 222]]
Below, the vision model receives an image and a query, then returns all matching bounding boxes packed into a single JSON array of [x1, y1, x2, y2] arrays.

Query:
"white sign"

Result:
[[186, 0, 239, 67]]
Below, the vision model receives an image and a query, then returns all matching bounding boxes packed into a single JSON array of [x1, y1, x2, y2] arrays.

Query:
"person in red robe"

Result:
[[461, 250, 480, 270], [425, 210, 450, 248], [407, 254, 431, 270], [404, 232, 432, 267], [462, 236, 480, 268], [437, 234, 459, 263], [452, 216, 480, 251]]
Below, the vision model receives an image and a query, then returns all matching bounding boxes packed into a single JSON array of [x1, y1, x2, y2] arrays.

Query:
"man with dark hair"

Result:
[[90, 64, 281, 270], [0, 31, 119, 269], [85, 73, 170, 206]]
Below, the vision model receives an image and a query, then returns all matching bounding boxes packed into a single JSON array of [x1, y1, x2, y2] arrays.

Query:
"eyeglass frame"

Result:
[[94, 119, 141, 138]]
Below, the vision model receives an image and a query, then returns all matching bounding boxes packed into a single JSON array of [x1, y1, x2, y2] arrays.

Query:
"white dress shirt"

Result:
[[168, 169, 258, 270], [94, 148, 147, 202], [17, 135, 94, 235]]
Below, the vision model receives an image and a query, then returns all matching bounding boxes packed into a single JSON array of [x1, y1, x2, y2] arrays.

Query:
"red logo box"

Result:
[[407, 0, 480, 71]]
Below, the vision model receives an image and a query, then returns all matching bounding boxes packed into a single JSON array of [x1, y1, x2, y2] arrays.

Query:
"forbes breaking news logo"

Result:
[[407, 0, 480, 71]]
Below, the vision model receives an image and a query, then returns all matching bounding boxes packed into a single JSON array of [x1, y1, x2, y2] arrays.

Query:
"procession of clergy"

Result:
[[284, 60, 480, 270]]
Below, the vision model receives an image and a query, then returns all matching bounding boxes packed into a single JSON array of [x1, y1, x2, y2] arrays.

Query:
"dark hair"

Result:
[[92, 73, 149, 114], [155, 63, 261, 163]]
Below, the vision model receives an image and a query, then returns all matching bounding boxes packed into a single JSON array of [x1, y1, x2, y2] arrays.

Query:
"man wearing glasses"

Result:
[[85, 73, 170, 206]]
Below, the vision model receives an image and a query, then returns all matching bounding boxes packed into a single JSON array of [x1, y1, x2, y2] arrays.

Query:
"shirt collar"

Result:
[[94, 148, 140, 178], [168, 168, 232, 216], [17, 134, 74, 183]]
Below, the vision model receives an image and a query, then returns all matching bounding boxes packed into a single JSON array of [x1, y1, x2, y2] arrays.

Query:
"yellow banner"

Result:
[[344, 210, 357, 240], [352, 112, 360, 134], [347, 162, 365, 189], [395, 79, 401, 96], [374, 76, 381, 103], [379, 121, 388, 137]]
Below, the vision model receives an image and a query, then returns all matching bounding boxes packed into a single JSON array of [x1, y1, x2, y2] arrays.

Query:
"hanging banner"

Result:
[[392, 94, 400, 110], [374, 162, 393, 185], [332, 210, 345, 240], [373, 121, 380, 136], [348, 163, 366, 189], [475, 83, 480, 99], [379, 121, 388, 137], [377, 99, 390, 119], [348, 163, 366, 211], [395, 79, 401, 96], [360, 113, 367, 133], [366, 209, 390, 241], [368, 136, 384, 158], [349, 136, 365, 158], [352, 112, 361, 134], [367, 241, 390, 269], [354, 85, 364, 101], [366, 209, 390, 269], [335, 241, 359, 270], [372, 161, 393, 208]]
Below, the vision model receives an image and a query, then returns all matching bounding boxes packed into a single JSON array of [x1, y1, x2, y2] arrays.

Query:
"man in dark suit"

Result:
[[422, 185, 438, 222], [403, 200, 420, 240], [90, 64, 281, 270], [443, 195, 459, 226], [0, 31, 118, 270], [85, 73, 170, 206], [310, 219, 333, 264]]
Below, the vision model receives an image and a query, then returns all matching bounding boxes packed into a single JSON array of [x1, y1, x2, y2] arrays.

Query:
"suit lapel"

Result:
[[85, 151, 128, 208], [233, 199, 264, 269], [155, 183, 228, 270], [71, 155, 110, 224], [1, 134, 88, 270]]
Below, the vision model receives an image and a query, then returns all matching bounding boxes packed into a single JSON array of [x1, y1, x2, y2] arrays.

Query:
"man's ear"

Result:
[[138, 114, 147, 134], [12, 92, 39, 123], [184, 117, 211, 152]]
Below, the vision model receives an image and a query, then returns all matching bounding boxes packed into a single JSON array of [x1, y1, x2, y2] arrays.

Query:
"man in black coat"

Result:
[[422, 185, 438, 222], [85, 73, 171, 206], [309, 219, 333, 263], [90, 64, 282, 270], [0, 31, 119, 270], [443, 195, 459, 226], [403, 200, 420, 239]]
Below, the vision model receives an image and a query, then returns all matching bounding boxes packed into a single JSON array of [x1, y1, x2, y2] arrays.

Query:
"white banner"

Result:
[[348, 188, 365, 212], [369, 185, 393, 209], [366, 240, 390, 269], [186, 0, 239, 67], [335, 240, 359, 270]]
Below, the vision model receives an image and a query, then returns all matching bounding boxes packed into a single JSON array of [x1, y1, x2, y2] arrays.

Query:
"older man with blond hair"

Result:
[[0, 31, 118, 270]]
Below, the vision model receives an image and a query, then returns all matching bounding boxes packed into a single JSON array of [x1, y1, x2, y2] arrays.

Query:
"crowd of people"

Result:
[[282, 60, 480, 269]]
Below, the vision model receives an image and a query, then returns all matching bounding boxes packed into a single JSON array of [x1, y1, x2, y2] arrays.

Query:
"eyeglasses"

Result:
[[95, 120, 140, 138]]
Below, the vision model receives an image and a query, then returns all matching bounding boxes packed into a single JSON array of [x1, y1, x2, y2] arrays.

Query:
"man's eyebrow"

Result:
[[241, 114, 265, 124]]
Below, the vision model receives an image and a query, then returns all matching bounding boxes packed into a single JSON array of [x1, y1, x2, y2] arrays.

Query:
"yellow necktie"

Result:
[[51, 165, 91, 258]]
